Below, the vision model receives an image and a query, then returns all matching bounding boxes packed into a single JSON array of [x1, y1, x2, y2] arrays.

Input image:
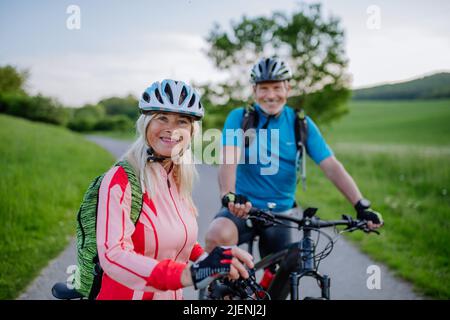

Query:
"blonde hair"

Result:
[[121, 113, 200, 216]]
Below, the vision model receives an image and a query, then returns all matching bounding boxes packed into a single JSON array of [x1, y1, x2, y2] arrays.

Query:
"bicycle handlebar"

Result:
[[206, 206, 379, 300], [248, 207, 380, 235]]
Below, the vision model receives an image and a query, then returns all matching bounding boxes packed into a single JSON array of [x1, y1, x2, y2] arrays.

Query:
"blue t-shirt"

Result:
[[222, 104, 333, 212]]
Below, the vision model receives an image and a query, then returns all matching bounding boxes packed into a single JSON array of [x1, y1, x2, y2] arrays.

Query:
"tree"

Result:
[[98, 95, 139, 121], [0, 65, 29, 95], [201, 2, 351, 126], [94, 115, 133, 132], [67, 104, 106, 132]]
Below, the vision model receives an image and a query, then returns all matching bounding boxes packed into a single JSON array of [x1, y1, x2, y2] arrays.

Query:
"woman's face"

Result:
[[146, 112, 193, 158]]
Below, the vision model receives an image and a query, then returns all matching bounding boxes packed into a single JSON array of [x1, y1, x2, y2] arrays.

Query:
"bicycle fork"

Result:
[[289, 228, 331, 300], [290, 273, 330, 300]]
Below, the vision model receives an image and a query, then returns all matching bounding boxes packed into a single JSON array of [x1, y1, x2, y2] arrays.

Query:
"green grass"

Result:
[[0, 114, 115, 299], [323, 99, 450, 146], [296, 99, 450, 299]]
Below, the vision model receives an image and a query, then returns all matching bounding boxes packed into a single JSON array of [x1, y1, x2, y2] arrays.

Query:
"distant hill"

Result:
[[352, 72, 450, 100]]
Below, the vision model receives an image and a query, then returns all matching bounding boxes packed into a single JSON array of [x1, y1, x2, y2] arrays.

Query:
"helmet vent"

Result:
[[179, 86, 188, 106], [270, 62, 277, 73], [187, 94, 196, 108], [164, 83, 174, 104], [155, 88, 164, 104], [142, 92, 150, 103]]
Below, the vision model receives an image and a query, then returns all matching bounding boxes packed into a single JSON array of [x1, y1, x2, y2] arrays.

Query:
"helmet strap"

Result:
[[146, 147, 171, 163]]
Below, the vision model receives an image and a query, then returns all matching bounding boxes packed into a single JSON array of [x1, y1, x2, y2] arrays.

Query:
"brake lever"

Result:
[[249, 215, 271, 224], [250, 210, 276, 222], [340, 216, 380, 235], [341, 226, 358, 233], [357, 218, 381, 235], [340, 214, 358, 233], [362, 227, 380, 235]]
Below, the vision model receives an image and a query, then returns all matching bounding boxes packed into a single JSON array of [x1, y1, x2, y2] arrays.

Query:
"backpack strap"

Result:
[[88, 255, 103, 300], [294, 108, 308, 189], [294, 108, 308, 154], [115, 160, 143, 224], [241, 104, 259, 148]]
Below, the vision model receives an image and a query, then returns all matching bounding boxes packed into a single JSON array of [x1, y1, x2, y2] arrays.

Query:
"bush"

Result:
[[99, 95, 139, 121], [0, 93, 69, 126], [93, 115, 133, 131], [67, 104, 105, 132], [67, 117, 98, 132]]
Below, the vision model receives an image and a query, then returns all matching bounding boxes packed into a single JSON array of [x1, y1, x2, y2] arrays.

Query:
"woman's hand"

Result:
[[184, 246, 254, 289], [227, 246, 254, 280]]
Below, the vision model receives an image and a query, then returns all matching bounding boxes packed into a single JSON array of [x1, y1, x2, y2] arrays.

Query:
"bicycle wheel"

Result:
[[198, 288, 207, 300], [267, 245, 301, 300]]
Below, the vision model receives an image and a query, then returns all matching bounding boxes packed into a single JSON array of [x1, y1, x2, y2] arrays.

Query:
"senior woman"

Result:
[[95, 79, 253, 300]]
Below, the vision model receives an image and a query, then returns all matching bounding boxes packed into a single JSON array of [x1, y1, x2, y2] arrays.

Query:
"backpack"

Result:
[[74, 160, 143, 299], [241, 104, 308, 189]]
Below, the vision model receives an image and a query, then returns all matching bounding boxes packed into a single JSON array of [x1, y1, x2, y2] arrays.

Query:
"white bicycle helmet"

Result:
[[138, 79, 204, 120], [250, 57, 292, 84]]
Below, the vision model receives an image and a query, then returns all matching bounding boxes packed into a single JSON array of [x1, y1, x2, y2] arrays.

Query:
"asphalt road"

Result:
[[18, 136, 423, 300]]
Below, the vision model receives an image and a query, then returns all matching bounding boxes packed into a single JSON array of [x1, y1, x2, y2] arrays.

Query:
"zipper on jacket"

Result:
[[167, 178, 188, 263]]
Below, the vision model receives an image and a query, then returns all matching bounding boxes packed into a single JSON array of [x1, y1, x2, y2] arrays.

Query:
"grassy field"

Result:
[[323, 99, 450, 146], [297, 99, 450, 299], [0, 114, 115, 299]]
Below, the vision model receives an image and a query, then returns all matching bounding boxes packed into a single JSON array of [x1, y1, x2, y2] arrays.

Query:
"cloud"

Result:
[[7, 33, 228, 106], [347, 26, 450, 87]]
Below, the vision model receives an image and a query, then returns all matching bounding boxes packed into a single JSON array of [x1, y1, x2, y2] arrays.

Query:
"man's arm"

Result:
[[218, 145, 252, 217], [218, 164, 237, 198], [319, 155, 362, 205], [218, 146, 240, 197], [319, 155, 383, 229]]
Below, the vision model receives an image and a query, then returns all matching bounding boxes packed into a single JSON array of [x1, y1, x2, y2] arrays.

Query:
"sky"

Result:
[[1, 0, 449, 106]]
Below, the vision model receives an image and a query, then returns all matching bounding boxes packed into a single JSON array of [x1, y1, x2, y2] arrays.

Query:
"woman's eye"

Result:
[[178, 120, 189, 125]]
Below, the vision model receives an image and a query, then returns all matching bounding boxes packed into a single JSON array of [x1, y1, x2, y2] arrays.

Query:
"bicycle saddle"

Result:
[[51, 282, 84, 300]]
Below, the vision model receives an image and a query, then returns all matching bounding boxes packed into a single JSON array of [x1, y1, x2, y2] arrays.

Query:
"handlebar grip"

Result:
[[222, 196, 230, 208]]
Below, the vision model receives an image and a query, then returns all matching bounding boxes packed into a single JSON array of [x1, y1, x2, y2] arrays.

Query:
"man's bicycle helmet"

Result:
[[250, 57, 292, 84]]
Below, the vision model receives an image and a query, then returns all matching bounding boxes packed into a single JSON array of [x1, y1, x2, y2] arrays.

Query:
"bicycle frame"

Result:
[[250, 225, 331, 300]]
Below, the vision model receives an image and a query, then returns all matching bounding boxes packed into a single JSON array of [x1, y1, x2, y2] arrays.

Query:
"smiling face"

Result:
[[253, 80, 291, 115], [146, 112, 193, 158]]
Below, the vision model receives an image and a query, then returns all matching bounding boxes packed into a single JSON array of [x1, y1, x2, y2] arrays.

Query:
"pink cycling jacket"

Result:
[[95, 163, 205, 300]]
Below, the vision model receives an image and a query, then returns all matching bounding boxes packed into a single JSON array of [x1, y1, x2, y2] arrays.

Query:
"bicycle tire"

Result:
[[267, 245, 301, 300]]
